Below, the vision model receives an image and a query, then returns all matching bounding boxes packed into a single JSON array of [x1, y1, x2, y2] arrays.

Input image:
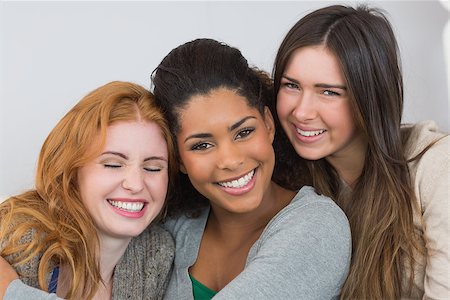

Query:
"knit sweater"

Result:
[[401, 121, 450, 298], [163, 186, 352, 299], [4, 224, 174, 300]]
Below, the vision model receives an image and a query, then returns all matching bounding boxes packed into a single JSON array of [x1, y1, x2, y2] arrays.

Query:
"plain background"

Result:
[[1, 1, 449, 200]]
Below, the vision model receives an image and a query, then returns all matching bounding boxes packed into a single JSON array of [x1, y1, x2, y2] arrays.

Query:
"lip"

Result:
[[295, 123, 325, 132], [109, 198, 148, 203], [216, 168, 257, 196], [217, 169, 254, 183], [292, 123, 326, 144], [106, 198, 148, 219]]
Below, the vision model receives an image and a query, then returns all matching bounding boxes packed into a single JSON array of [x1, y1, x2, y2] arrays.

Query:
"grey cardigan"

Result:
[[4, 224, 174, 300], [163, 186, 352, 300]]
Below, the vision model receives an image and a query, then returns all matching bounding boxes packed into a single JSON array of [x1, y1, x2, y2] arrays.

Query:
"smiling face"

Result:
[[77, 121, 169, 241], [176, 88, 275, 214], [276, 45, 365, 165]]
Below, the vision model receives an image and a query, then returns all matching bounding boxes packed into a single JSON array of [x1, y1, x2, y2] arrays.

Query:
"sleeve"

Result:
[[416, 136, 450, 298], [1, 230, 60, 299], [4, 279, 63, 300], [213, 200, 351, 300]]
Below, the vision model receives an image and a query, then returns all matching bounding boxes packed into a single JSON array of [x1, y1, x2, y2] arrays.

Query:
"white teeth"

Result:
[[296, 128, 325, 137], [218, 170, 255, 188], [108, 200, 144, 212]]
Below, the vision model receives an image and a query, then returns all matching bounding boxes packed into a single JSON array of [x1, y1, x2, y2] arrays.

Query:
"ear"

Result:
[[263, 106, 275, 143], [179, 162, 187, 174]]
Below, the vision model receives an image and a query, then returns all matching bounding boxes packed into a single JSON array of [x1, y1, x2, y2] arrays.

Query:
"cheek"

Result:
[[276, 94, 292, 124], [77, 168, 95, 205], [329, 103, 355, 132], [250, 133, 275, 165], [179, 150, 213, 183], [340, 119, 358, 141], [186, 161, 211, 187], [276, 95, 296, 130], [145, 174, 169, 202]]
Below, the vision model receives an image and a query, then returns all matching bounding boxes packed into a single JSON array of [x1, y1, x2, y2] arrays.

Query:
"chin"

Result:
[[229, 200, 262, 214], [296, 150, 326, 161], [115, 226, 149, 239]]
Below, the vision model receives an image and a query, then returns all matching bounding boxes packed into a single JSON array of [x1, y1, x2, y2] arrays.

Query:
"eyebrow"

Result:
[[184, 116, 257, 143], [101, 151, 167, 162], [229, 116, 256, 131], [282, 75, 347, 90]]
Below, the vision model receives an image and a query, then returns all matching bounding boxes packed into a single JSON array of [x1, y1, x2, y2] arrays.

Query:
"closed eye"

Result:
[[144, 167, 162, 172], [104, 164, 121, 169]]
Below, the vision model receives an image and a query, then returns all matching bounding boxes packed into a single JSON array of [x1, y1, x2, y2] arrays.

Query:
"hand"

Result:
[[0, 256, 18, 300]]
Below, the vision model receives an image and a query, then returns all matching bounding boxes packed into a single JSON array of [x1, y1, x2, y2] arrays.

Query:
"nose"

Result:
[[122, 167, 144, 193], [216, 142, 244, 171], [292, 91, 317, 121]]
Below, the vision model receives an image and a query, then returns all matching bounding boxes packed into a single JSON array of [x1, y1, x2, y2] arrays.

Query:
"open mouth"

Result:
[[107, 200, 145, 212], [217, 169, 255, 188], [296, 128, 326, 137]]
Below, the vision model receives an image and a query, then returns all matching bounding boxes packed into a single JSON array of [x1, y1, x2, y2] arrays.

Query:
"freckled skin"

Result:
[[78, 121, 169, 241]]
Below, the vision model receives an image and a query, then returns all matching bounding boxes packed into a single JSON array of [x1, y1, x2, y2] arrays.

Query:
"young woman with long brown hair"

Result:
[[272, 4, 449, 299]]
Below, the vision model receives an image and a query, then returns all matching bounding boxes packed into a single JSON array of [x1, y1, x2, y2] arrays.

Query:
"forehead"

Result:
[[104, 121, 168, 155], [178, 88, 261, 129], [285, 46, 344, 82]]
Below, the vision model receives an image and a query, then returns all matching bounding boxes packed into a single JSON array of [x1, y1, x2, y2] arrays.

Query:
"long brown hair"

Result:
[[272, 5, 424, 299], [0, 81, 176, 299]]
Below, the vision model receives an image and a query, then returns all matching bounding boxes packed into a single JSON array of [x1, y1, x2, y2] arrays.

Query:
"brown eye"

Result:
[[235, 128, 254, 140], [191, 142, 213, 151]]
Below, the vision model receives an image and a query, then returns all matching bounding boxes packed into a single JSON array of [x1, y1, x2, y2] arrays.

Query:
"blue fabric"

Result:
[[48, 267, 59, 293]]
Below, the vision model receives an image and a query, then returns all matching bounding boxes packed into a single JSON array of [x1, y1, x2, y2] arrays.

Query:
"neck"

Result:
[[326, 134, 368, 188], [189, 181, 296, 291], [209, 181, 295, 239], [56, 234, 130, 299], [97, 234, 131, 281], [92, 234, 131, 300]]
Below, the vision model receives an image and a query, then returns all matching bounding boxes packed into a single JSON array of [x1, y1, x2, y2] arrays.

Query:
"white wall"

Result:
[[1, 1, 449, 200]]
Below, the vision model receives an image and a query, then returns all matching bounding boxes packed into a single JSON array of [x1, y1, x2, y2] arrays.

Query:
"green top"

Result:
[[189, 274, 217, 300]]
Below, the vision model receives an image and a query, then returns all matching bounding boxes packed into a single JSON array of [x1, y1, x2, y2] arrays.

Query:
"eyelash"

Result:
[[190, 127, 255, 151], [144, 167, 162, 173], [191, 142, 212, 151], [323, 90, 340, 96], [104, 164, 162, 172], [104, 164, 121, 168], [282, 81, 299, 89], [282, 80, 342, 98], [236, 127, 254, 139]]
